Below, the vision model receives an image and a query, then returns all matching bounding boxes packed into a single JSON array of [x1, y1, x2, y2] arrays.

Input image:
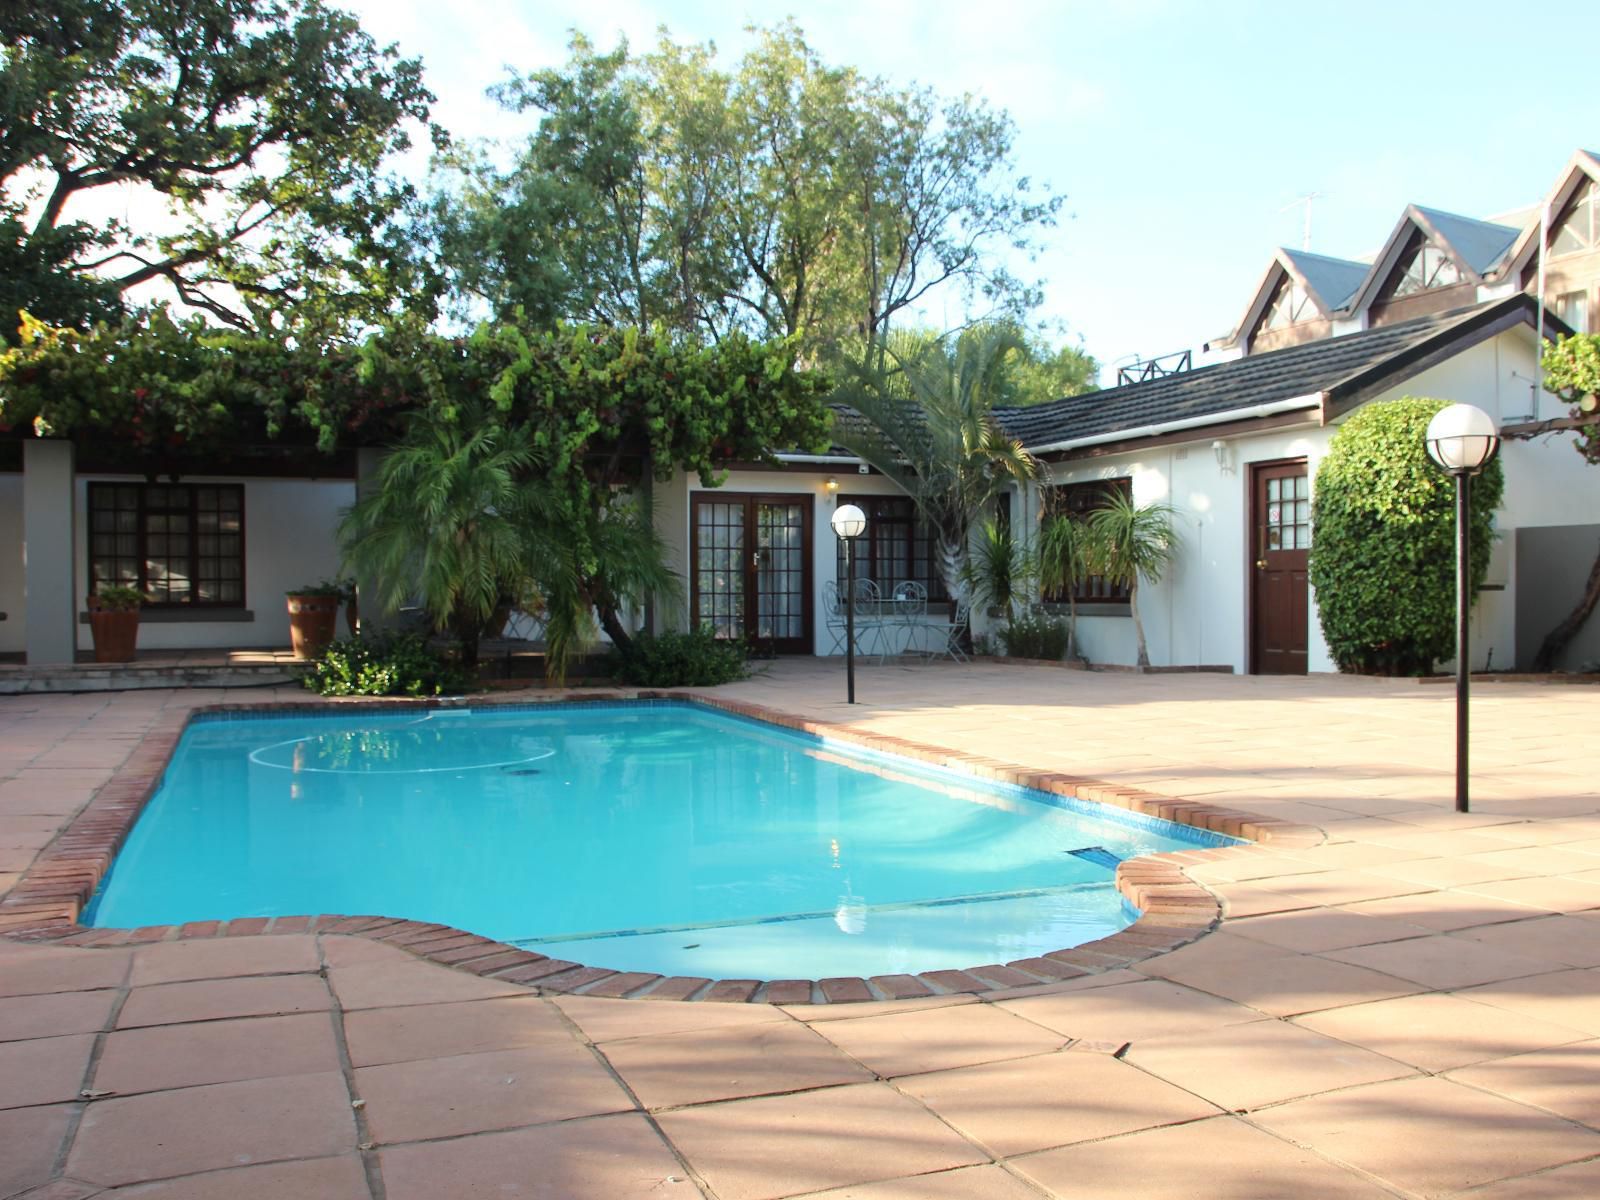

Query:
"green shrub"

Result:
[[999, 610, 1069, 661], [300, 632, 472, 697], [91, 585, 144, 611], [1308, 396, 1504, 676], [609, 627, 749, 687]]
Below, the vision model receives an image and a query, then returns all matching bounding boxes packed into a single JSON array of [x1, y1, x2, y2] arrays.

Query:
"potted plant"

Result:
[[286, 580, 344, 660], [86, 585, 143, 663]]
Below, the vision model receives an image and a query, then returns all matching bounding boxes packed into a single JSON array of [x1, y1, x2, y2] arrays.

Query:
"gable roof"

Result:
[[1414, 207, 1521, 276], [1344, 204, 1519, 316], [1506, 148, 1600, 280], [1281, 248, 1370, 313], [1221, 247, 1371, 351], [997, 295, 1545, 454]]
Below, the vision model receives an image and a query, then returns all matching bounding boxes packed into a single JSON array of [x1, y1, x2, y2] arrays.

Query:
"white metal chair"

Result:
[[823, 579, 851, 655], [890, 580, 928, 658], [923, 598, 972, 663], [850, 578, 891, 662]]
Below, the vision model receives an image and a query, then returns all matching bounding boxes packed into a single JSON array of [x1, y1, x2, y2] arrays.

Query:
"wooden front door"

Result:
[[1250, 460, 1310, 675], [690, 493, 813, 654]]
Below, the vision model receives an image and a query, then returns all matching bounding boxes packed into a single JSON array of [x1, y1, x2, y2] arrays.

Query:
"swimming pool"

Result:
[[86, 701, 1235, 979]]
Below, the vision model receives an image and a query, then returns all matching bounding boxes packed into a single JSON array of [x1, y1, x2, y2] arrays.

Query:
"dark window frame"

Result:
[[835, 493, 949, 602], [87, 482, 247, 609], [1041, 478, 1133, 605]]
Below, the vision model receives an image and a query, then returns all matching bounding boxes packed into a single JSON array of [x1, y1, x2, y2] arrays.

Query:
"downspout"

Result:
[[1535, 197, 1548, 421]]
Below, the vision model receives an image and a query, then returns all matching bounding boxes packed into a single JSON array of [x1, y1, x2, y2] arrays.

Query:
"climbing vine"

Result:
[[1541, 333, 1600, 463]]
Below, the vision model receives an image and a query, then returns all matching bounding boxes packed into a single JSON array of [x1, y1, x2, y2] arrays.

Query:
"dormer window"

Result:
[[1551, 180, 1597, 257], [1260, 279, 1317, 331], [1388, 234, 1462, 298]]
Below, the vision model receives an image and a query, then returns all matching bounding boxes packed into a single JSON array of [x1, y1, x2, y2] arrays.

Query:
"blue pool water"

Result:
[[87, 702, 1234, 979]]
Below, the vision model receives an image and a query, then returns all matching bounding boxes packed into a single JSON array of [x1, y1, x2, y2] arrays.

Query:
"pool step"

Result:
[[1067, 846, 1124, 870]]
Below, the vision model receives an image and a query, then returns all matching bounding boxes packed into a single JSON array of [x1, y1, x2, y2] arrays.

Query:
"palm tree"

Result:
[[340, 406, 543, 669], [530, 490, 679, 682], [961, 517, 1035, 622], [1037, 512, 1092, 664], [1085, 492, 1182, 671], [834, 327, 1038, 607], [341, 404, 677, 682]]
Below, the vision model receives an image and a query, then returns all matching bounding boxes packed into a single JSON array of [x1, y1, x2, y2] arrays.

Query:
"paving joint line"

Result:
[[316, 934, 387, 1200]]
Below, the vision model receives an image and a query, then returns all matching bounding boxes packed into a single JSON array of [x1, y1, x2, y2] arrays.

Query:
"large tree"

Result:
[[0, 0, 437, 340], [432, 23, 1061, 361]]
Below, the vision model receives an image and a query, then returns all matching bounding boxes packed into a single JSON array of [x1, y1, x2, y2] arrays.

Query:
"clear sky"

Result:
[[343, 0, 1599, 382]]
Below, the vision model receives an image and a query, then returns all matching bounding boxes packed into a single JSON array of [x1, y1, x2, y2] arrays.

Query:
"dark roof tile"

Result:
[[998, 297, 1534, 450]]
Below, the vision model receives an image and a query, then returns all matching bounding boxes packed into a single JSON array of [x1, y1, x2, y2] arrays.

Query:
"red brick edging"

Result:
[[0, 690, 1320, 1003]]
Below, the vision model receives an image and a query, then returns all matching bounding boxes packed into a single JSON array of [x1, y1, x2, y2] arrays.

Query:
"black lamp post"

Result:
[[831, 503, 867, 704], [1424, 402, 1501, 813]]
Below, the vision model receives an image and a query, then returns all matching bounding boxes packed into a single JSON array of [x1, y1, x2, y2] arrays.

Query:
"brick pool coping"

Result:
[[0, 689, 1321, 1004]]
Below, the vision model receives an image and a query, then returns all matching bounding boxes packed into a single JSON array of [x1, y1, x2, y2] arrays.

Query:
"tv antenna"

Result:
[[1280, 191, 1326, 251]]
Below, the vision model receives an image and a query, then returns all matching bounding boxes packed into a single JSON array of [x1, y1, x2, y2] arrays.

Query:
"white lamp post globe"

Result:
[[831, 503, 867, 539], [1425, 403, 1499, 475]]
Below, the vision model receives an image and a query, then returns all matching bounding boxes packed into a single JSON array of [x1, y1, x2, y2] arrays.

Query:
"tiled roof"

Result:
[[1281, 249, 1368, 313], [997, 296, 1535, 451], [1415, 207, 1520, 277]]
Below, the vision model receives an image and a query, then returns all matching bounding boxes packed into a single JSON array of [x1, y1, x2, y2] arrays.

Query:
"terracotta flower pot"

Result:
[[287, 593, 340, 659], [86, 597, 140, 663]]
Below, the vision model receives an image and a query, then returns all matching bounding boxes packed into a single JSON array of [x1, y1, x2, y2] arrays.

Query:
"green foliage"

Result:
[[999, 611, 1069, 661], [1, 0, 439, 339], [0, 308, 396, 459], [288, 580, 345, 597], [958, 321, 1098, 406], [834, 326, 1038, 600], [91, 585, 143, 610], [1541, 334, 1600, 463], [299, 633, 471, 697], [609, 628, 749, 687], [961, 518, 1034, 619], [338, 404, 546, 668], [1085, 491, 1181, 671], [431, 23, 1060, 357], [1037, 512, 1093, 662], [1308, 397, 1504, 676]]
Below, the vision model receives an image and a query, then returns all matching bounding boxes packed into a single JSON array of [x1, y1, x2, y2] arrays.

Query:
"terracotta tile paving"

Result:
[[2, 665, 1600, 1197], [1251, 1075, 1600, 1195]]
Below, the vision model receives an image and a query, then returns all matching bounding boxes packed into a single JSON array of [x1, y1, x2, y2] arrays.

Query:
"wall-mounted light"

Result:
[[1211, 439, 1236, 473], [825, 476, 839, 494]]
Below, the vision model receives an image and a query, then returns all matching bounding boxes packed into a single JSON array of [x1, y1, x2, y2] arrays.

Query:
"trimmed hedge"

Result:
[[1308, 396, 1503, 676]]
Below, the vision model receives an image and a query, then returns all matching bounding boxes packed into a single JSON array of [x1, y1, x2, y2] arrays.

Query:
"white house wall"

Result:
[[68, 475, 353, 652], [655, 465, 909, 656], [1037, 327, 1587, 674], [1042, 425, 1335, 674]]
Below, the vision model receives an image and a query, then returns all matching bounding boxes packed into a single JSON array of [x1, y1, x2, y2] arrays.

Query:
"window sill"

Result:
[[1037, 602, 1132, 619], [79, 608, 255, 624]]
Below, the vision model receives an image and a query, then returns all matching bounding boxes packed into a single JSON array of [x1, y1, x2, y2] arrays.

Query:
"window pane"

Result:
[[86, 483, 243, 607]]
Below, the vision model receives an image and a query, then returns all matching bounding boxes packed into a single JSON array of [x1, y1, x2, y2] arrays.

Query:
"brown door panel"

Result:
[[1250, 462, 1310, 675]]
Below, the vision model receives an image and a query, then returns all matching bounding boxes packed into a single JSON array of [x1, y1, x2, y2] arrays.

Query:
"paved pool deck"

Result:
[[2, 660, 1599, 1199]]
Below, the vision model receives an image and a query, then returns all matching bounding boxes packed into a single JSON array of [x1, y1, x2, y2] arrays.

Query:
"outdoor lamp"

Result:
[[830, 504, 867, 704], [1424, 403, 1500, 814], [830, 503, 866, 540], [825, 476, 839, 494], [1426, 404, 1499, 475]]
